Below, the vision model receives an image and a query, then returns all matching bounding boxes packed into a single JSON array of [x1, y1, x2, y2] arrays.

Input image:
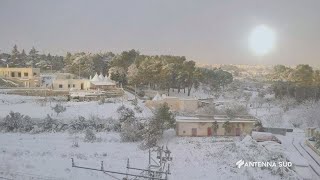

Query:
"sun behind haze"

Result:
[[249, 25, 276, 56]]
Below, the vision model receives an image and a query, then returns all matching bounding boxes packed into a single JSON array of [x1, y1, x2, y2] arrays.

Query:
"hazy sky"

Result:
[[0, 0, 319, 65]]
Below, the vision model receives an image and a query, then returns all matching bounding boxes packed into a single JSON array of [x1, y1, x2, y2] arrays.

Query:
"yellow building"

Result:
[[52, 79, 91, 90], [0, 67, 41, 87], [176, 115, 257, 137]]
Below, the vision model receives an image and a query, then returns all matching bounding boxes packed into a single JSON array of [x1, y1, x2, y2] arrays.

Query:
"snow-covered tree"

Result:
[[52, 104, 66, 116], [117, 105, 135, 123]]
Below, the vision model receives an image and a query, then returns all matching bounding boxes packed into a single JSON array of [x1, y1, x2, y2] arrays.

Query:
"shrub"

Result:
[[84, 129, 96, 142], [72, 136, 80, 148], [120, 120, 143, 142], [52, 104, 66, 116], [3, 111, 32, 132], [69, 116, 89, 132], [98, 98, 105, 105], [117, 105, 135, 123], [137, 90, 145, 97], [42, 114, 59, 131]]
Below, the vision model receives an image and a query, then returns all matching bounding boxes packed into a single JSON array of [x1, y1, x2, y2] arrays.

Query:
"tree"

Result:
[[212, 121, 219, 135], [222, 121, 232, 135], [111, 49, 139, 71], [11, 45, 20, 66], [254, 120, 264, 132], [117, 105, 135, 123], [28, 47, 39, 67], [154, 103, 175, 130], [141, 103, 175, 148], [20, 49, 27, 66]]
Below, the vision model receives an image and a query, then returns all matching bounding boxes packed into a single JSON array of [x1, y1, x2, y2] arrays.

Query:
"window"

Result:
[[33, 73, 37, 76], [18, 72, 21, 77], [59, 84, 63, 88], [11, 72, 15, 77], [68, 84, 71, 88], [24, 72, 28, 76], [73, 84, 75, 88]]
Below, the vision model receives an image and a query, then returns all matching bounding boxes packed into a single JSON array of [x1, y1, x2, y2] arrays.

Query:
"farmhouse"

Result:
[[0, 67, 40, 87], [176, 115, 257, 137], [52, 72, 116, 91]]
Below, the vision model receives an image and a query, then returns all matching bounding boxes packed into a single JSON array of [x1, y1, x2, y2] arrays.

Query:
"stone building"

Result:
[[0, 67, 41, 87]]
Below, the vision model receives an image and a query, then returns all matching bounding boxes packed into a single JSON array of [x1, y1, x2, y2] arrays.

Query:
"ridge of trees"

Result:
[[269, 64, 320, 101], [1, 45, 233, 96]]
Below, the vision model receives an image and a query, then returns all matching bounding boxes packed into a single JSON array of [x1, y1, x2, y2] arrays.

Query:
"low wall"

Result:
[[263, 127, 287, 136], [305, 140, 320, 156]]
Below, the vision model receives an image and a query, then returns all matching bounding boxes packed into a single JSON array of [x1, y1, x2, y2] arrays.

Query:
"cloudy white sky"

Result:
[[0, 0, 319, 65]]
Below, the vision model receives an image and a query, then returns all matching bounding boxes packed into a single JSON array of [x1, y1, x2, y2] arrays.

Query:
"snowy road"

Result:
[[292, 137, 320, 177], [277, 131, 320, 180]]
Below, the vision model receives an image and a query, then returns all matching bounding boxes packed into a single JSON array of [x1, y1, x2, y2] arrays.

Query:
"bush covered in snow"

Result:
[[84, 129, 97, 142], [1, 111, 33, 132], [52, 103, 67, 116], [117, 105, 135, 123], [0, 112, 122, 134]]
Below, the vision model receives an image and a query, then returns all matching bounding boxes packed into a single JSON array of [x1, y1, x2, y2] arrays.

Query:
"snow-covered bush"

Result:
[[84, 129, 96, 142], [120, 118, 143, 142], [117, 105, 135, 123], [69, 116, 89, 132], [42, 114, 59, 131], [2, 111, 33, 132], [52, 103, 67, 116], [98, 97, 105, 105], [72, 136, 80, 148]]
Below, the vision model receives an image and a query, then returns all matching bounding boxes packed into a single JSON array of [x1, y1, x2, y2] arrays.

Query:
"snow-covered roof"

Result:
[[91, 73, 101, 82], [98, 74, 105, 80], [152, 93, 163, 101], [176, 115, 257, 123], [91, 81, 116, 86], [90, 72, 116, 86]]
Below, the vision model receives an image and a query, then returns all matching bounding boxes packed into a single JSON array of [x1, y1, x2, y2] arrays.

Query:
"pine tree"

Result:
[[28, 47, 39, 67], [11, 45, 20, 66], [20, 49, 27, 66]]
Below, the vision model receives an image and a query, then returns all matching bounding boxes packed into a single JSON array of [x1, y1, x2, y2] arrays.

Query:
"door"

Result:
[[191, 128, 197, 137], [207, 127, 212, 136], [236, 128, 241, 136]]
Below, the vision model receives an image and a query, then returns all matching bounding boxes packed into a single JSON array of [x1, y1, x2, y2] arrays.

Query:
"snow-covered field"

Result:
[[0, 90, 318, 179], [0, 130, 300, 180], [0, 93, 152, 121]]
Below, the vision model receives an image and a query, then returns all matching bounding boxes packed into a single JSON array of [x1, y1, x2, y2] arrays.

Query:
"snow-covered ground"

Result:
[[0, 130, 301, 180], [1, 89, 319, 179], [0, 93, 152, 121]]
